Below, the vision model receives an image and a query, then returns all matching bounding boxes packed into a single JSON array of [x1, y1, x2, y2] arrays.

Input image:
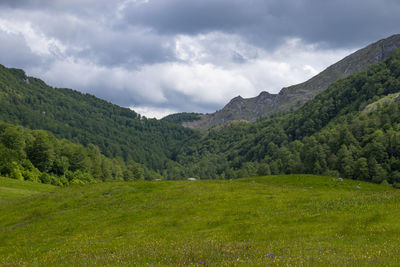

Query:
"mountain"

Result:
[[1, 35, 400, 183], [173, 49, 400, 185], [184, 34, 400, 130], [0, 65, 199, 173], [182, 91, 276, 129]]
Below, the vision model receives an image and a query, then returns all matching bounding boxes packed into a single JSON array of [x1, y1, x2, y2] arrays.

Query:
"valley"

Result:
[[0, 30, 400, 266], [1, 2, 400, 266]]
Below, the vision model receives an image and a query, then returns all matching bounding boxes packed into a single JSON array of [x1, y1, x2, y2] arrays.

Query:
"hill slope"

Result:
[[174, 49, 400, 184], [0, 66, 199, 172], [1, 175, 400, 266], [0, 176, 56, 201], [185, 34, 400, 130]]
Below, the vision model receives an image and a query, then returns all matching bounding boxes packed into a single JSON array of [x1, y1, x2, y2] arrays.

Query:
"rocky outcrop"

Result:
[[184, 34, 400, 130], [182, 91, 276, 129]]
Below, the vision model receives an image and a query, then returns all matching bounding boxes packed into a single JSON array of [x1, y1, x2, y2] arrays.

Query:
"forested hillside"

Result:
[[1, 49, 400, 185], [0, 121, 147, 186], [173, 50, 400, 185], [161, 112, 202, 124], [0, 65, 199, 172]]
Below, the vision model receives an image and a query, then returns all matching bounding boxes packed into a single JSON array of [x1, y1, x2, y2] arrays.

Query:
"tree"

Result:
[[27, 131, 55, 172], [257, 163, 271, 176], [71, 148, 90, 172], [1, 126, 25, 158], [355, 157, 369, 180], [52, 156, 69, 177], [337, 145, 354, 178], [372, 164, 387, 183]]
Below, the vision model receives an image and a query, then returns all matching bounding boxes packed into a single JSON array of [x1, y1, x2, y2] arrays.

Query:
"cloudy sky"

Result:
[[0, 0, 399, 118]]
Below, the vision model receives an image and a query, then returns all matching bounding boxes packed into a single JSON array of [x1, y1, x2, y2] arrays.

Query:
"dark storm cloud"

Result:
[[0, 0, 111, 10], [123, 0, 261, 35], [0, 5, 173, 67], [0, 0, 31, 8], [71, 29, 173, 67], [271, 0, 400, 48], [123, 0, 400, 49], [3, 0, 400, 65], [0, 30, 42, 69]]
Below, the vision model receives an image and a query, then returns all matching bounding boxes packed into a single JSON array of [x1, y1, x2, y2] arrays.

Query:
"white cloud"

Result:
[[174, 32, 262, 65], [31, 58, 168, 104], [0, 18, 66, 57], [158, 62, 256, 103], [131, 106, 177, 119], [171, 33, 354, 95]]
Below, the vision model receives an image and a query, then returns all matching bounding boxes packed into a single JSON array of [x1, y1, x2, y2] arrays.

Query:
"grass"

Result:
[[0, 176, 56, 201], [362, 91, 400, 114], [1, 175, 400, 266]]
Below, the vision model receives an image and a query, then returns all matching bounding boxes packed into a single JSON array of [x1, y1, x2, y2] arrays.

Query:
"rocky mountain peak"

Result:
[[229, 95, 244, 102], [184, 34, 400, 130]]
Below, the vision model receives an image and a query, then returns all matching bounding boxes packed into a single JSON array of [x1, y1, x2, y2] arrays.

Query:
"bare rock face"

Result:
[[184, 34, 400, 130], [183, 91, 276, 130]]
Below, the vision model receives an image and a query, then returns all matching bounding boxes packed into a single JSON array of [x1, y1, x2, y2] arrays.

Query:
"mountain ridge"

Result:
[[174, 49, 400, 182], [184, 34, 400, 130]]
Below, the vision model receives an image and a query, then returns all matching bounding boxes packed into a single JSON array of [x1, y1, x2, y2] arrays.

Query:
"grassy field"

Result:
[[0, 177, 56, 201], [1, 175, 400, 266]]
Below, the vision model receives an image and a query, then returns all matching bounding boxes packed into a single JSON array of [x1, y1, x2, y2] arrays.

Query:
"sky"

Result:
[[0, 1, 399, 118]]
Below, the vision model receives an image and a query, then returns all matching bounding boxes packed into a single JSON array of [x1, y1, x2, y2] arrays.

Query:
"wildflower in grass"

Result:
[[268, 253, 274, 258]]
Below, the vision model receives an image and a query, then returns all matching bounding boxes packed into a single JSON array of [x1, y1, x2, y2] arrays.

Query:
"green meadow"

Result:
[[0, 177, 56, 201], [1, 175, 400, 266]]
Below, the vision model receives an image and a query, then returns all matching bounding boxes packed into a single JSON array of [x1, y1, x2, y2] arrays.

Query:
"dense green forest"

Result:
[[172, 50, 400, 186], [1, 50, 400, 186], [0, 121, 148, 185], [0, 65, 199, 172], [161, 112, 201, 124]]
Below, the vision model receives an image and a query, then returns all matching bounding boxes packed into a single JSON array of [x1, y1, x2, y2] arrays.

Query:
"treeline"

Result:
[[161, 112, 202, 124], [0, 65, 199, 172], [0, 122, 150, 186], [172, 49, 400, 186]]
